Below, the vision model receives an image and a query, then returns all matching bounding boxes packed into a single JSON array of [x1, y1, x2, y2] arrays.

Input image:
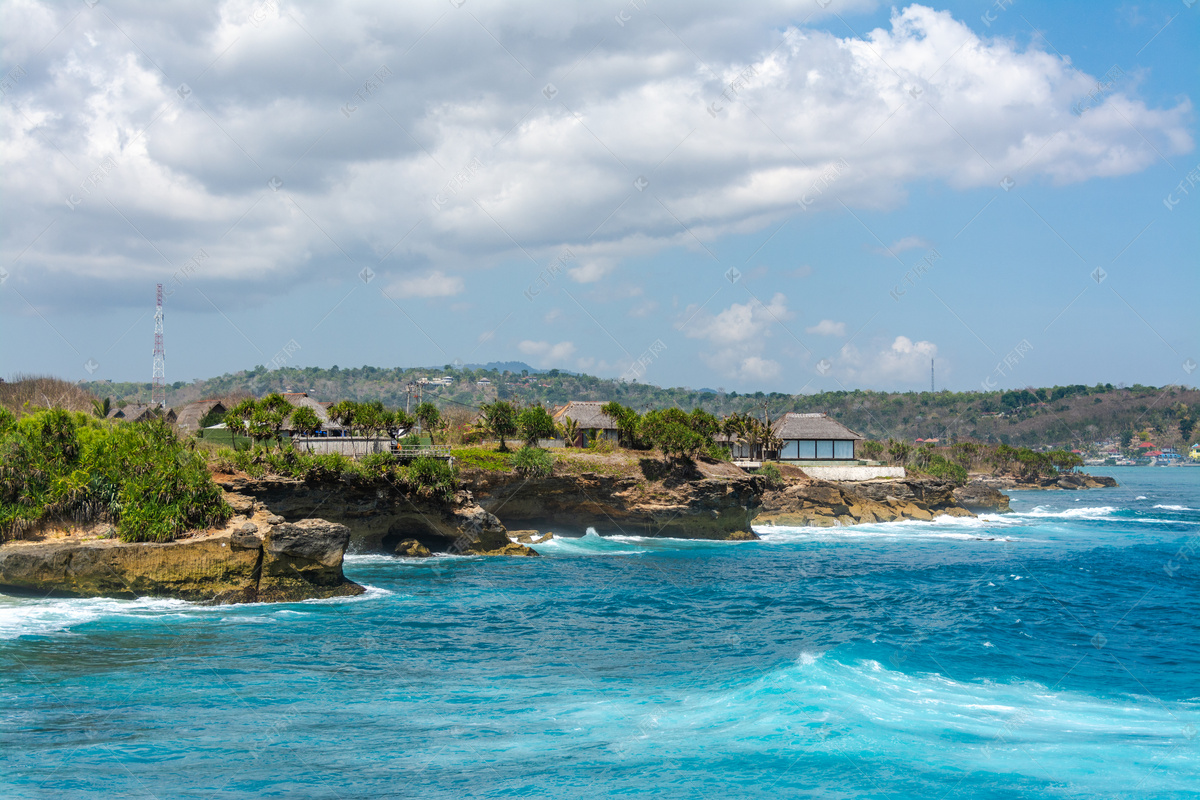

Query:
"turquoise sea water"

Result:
[[2, 468, 1198, 798]]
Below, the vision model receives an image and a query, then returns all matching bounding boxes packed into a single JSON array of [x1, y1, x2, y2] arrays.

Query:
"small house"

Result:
[[771, 412, 864, 461], [106, 404, 177, 424], [552, 401, 619, 447], [175, 400, 226, 434], [280, 393, 347, 437]]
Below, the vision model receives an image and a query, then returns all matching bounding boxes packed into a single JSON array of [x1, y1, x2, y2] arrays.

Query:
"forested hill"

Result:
[[81, 365, 1199, 450]]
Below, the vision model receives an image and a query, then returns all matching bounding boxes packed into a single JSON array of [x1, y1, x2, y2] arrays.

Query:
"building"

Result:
[[552, 401, 619, 447], [175, 400, 226, 434], [280, 393, 348, 437], [771, 413, 864, 462], [106, 404, 177, 424]]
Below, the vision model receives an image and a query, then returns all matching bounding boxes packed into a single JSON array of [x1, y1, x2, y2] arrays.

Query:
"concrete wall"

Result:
[[292, 437, 394, 456], [799, 465, 907, 481]]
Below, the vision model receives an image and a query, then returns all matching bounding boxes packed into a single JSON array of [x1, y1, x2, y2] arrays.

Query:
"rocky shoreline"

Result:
[[0, 463, 1116, 604], [0, 507, 363, 604]]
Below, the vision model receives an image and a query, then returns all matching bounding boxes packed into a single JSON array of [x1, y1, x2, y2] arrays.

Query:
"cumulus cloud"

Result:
[[0, 2, 1189, 312], [839, 335, 938, 385], [386, 270, 464, 298], [805, 319, 846, 336], [518, 339, 576, 366], [683, 292, 792, 380]]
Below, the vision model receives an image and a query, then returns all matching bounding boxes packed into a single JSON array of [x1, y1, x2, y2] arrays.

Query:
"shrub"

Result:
[[922, 454, 968, 485], [756, 462, 784, 488], [587, 437, 616, 454], [512, 445, 554, 477], [0, 411, 231, 543], [404, 457, 458, 503]]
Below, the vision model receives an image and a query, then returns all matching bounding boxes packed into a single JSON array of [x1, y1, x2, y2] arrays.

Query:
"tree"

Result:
[[289, 406, 322, 442], [224, 399, 257, 450], [327, 400, 357, 433], [1180, 417, 1196, 444], [415, 402, 441, 442], [478, 400, 518, 452], [557, 415, 580, 448], [886, 438, 912, 465], [639, 408, 705, 464], [600, 401, 640, 448], [518, 405, 557, 448], [91, 397, 111, 419], [256, 393, 294, 447]]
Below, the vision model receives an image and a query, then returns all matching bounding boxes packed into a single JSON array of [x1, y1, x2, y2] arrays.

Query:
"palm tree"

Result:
[[225, 399, 257, 450], [91, 396, 112, 419], [478, 400, 518, 452], [557, 416, 580, 448], [289, 406, 322, 450]]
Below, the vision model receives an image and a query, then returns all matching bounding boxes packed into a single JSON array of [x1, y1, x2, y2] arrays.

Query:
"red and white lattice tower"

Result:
[[152, 283, 166, 407]]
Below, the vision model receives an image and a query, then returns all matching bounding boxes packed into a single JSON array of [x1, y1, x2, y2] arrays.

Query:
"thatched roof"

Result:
[[772, 412, 863, 441], [283, 395, 345, 431], [107, 404, 176, 423], [552, 401, 617, 430], [176, 400, 226, 432]]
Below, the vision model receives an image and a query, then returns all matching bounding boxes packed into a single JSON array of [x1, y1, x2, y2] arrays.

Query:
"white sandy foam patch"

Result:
[[1153, 504, 1196, 511]]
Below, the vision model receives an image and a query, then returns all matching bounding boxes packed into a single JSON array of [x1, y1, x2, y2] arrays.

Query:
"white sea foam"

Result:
[[1152, 504, 1195, 511], [0, 595, 195, 640], [1135, 495, 1148, 500], [1016, 505, 1119, 519]]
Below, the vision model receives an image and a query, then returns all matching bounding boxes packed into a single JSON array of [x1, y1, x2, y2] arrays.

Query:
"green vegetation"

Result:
[[450, 447, 513, 472], [517, 405, 557, 448], [95, 364, 1198, 451], [511, 445, 554, 477], [477, 401, 518, 452], [755, 462, 784, 488], [0, 409, 231, 543]]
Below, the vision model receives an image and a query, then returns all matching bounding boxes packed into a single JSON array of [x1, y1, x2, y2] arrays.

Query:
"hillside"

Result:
[[77, 365, 1200, 451]]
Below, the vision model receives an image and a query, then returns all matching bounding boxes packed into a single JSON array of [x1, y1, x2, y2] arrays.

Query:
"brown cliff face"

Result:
[[218, 476, 531, 555], [462, 469, 764, 540], [0, 515, 363, 604], [754, 475, 986, 527]]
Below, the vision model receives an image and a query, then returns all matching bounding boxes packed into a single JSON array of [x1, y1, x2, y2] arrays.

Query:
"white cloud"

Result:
[[684, 292, 791, 380], [805, 319, 846, 336], [0, 2, 1190, 312], [869, 236, 932, 257], [839, 335, 938, 385], [386, 270, 464, 298], [518, 339, 576, 367]]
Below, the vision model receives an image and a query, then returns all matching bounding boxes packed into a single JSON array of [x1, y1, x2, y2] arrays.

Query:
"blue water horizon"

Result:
[[3, 468, 1198, 798]]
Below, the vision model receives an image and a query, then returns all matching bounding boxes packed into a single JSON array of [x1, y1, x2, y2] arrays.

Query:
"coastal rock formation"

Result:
[[952, 482, 1013, 514], [393, 538, 433, 558], [970, 472, 1118, 491], [755, 475, 986, 527], [0, 516, 363, 604], [462, 470, 763, 540], [218, 476, 535, 556]]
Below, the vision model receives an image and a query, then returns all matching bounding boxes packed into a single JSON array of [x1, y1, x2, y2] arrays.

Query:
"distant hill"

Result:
[[80, 366, 1199, 450]]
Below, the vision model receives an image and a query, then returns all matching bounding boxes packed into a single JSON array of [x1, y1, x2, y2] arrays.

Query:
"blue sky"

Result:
[[2, 0, 1196, 393]]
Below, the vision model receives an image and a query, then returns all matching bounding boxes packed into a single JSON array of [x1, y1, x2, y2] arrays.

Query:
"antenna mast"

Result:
[[152, 284, 165, 407], [930, 359, 935, 393]]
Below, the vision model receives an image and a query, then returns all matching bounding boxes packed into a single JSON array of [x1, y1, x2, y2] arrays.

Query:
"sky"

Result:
[[1, 0, 1197, 394]]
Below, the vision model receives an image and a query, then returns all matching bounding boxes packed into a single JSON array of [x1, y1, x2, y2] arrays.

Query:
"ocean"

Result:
[[2, 468, 1198, 798]]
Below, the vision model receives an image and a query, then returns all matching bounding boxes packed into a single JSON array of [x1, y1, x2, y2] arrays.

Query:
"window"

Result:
[[834, 440, 854, 459], [781, 440, 799, 459], [816, 440, 833, 459], [797, 440, 816, 459]]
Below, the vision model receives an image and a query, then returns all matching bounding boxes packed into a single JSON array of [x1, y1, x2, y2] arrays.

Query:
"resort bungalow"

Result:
[[106, 403, 177, 424], [175, 400, 226, 434], [280, 393, 348, 437], [771, 412, 864, 462], [552, 401, 620, 447]]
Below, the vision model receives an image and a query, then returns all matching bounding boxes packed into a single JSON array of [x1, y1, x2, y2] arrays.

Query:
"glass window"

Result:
[[781, 440, 799, 459], [797, 440, 816, 459], [834, 440, 854, 459], [816, 440, 834, 459]]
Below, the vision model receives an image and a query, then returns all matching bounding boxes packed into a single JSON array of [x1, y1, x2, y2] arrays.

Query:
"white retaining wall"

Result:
[[799, 465, 907, 481]]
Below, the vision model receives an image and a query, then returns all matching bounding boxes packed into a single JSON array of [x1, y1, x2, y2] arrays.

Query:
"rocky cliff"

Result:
[[971, 472, 1119, 491], [754, 476, 1006, 527], [217, 476, 535, 556], [461, 468, 764, 540], [0, 512, 363, 603]]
